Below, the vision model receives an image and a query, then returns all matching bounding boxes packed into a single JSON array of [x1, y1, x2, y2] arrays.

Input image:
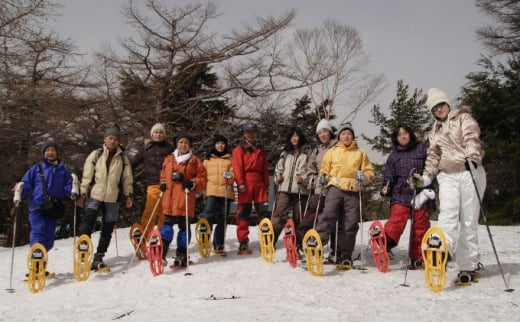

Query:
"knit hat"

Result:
[[212, 134, 228, 146], [150, 123, 166, 137], [337, 124, 355, 138], [425, 88, 452, 113], [104, 123, 121, 138], [41, 140, 60, 155], [316, 119, 333, 134], [243, 122, 258, 132], [175, 132, 193, 146]]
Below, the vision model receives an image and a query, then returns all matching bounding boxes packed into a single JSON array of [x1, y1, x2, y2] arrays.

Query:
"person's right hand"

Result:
[[77, 195, 86, 208]]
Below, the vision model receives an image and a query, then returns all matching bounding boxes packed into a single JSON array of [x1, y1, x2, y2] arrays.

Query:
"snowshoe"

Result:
[[237, 241, 253, 255], [213, 245, 227, 256], [146, 226, 164, 277], [368, 220, 390, 273], [421, 227, 448, 293], [91, 253, 111, 273], [257, 218, 274, 262], [26, 243, 47, 293], [196, 218, 212, 258], [129, 223, 147, 260], [336, 256, 353, 271], [302, 229, 324, 276], [283, 219, 298, 268], [454, 270, 480, 286], [73, 234, 94, 281]]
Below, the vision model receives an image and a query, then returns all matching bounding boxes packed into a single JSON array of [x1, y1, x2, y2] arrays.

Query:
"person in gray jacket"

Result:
[[77, 123, 134, 270], [409, 88, 486, 284]]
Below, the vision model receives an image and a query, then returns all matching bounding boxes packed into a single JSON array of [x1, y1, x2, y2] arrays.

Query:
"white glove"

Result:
[[412, 188, 436, 210], [71, 173, 80, 198], [13, 182, 24, 206]]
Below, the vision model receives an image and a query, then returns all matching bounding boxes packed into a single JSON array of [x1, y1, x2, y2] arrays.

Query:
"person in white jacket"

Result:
[[409, 88, 486, 284]]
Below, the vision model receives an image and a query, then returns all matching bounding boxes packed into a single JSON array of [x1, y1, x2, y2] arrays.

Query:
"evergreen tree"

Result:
[[362, 80, 431, 220], [363, 80, 430, 155], [461, 57, 520, 224]]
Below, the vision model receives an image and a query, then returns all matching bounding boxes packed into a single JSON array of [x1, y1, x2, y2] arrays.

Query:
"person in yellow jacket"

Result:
[[200, 134, 235, 254], [159, 132, 207, 267], [315, 124, 374, 268]]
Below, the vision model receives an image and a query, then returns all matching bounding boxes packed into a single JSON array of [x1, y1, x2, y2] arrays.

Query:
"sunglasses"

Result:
[[431, 102, 446, 113]]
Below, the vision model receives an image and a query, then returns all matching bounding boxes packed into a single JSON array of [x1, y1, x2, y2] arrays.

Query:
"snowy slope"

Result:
[[1, 221, 519, 322]]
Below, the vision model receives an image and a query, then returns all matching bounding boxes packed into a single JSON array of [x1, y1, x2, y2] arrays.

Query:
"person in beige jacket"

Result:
[[271, 127, 309, 248], [77, 123, 133, 270], [409, 88, 486, 285]]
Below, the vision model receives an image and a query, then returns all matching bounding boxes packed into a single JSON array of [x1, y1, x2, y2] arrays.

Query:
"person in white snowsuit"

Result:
[[410, 88, 486, 283]]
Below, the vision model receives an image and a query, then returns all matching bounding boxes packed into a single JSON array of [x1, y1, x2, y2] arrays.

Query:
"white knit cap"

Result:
[[316, 119, 333, 134], [425, 88, 451, 112], [150, 123, 166, 137]]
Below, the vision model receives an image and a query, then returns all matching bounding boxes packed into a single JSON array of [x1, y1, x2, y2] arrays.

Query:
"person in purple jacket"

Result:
[[380, 125, 435, 269]]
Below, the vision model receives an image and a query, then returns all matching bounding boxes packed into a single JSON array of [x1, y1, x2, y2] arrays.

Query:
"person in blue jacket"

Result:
[[16, 141, 76, 253]]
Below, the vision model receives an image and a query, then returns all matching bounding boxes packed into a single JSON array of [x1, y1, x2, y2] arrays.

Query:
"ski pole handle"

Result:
[[13, 182, 23, 207]]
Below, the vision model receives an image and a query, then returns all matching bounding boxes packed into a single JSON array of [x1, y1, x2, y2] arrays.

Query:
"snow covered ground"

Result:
[[1, 221, 519, 322]]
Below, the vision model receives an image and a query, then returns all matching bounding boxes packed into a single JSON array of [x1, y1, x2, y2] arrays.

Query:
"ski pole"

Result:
[[7, 182, 23, 293], [466, 159, 513, 292], [297, 184, 303, 223], [184, 189, 192, 276], [113, 224, 119, 257], [124, 191, 163, 273], [6, 206, 18, 294], [358, 180, 365, 266], [401, 186, 416, 287], [312, 192, 323, 229], [223, 180, 229, 248]]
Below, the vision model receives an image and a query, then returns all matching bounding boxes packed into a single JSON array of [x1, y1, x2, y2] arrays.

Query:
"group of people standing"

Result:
[[13, 87, 487, 282]]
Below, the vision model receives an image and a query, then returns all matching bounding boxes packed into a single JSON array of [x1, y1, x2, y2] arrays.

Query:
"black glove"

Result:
[[465, 159, 477, 171], [159, 182, 167, 192], [182, 179, 195, 191]]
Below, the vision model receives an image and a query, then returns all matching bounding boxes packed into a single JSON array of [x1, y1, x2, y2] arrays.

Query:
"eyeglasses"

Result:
[[431, 102, 446, 113]]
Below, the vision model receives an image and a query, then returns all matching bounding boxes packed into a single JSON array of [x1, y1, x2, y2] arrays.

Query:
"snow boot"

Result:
[[237, 241, 253, 255], [213, 245, 226, 255], [454, 270, 480, 286], [170, 253, 188, 269], [91, 253, 109, 272], [336, 254, 353, 271], [386, 237, 396, 260], [407, 259, 424, 270], [324, 252, 337, 265]]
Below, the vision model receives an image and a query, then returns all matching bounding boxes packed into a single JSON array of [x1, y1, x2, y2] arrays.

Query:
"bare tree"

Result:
[[95, 1, 335, 135], [288, 19, 386, 123], [477, 0, 520, 57]]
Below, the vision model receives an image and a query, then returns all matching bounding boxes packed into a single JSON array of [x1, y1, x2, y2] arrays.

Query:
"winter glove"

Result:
[[71, 173, 80, 199], [223, 171, 233, 180], [407, 173, 431, 190], [182, 179, 195, 191], [412, 189, 436, 210], [13, 182, 24, 206], [159, 182, 167, 192], [357, 170, 366, 185], [464, 159, 477, 171], [319, 174, 328, 186], [307, 175, 316, 190]]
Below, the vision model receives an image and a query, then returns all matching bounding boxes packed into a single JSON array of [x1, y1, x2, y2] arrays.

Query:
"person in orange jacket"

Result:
[[159, 132, 207, 268]]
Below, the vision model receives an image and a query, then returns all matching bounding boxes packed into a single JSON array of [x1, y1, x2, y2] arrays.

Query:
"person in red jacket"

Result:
[[232, 122, 270, 255]]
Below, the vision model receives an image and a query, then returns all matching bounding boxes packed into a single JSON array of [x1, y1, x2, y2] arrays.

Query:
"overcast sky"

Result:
[[51, 0, 493, 162]]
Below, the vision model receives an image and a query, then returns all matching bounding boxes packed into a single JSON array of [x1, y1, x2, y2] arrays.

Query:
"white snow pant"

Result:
[[437, 166, 486, 271]]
